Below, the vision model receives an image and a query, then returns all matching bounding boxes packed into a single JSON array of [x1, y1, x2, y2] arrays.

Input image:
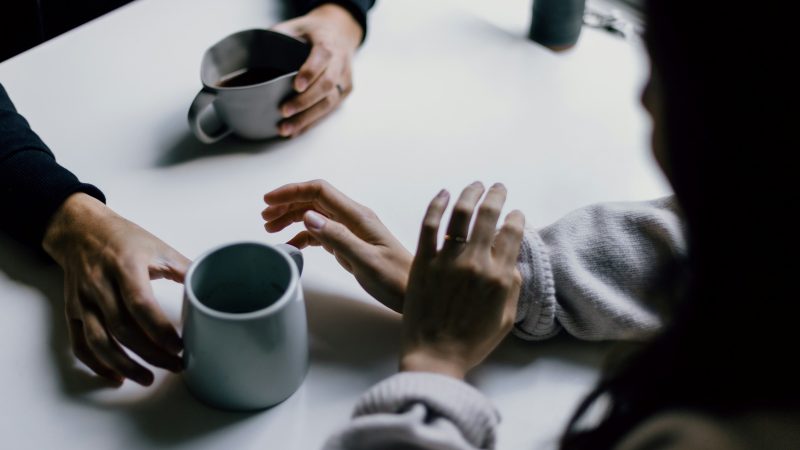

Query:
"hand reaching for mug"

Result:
[[42, 193, 190, 386], [400, 183, 525, 380], [263, 180, 411, 313], [271, 4, 363, 137]]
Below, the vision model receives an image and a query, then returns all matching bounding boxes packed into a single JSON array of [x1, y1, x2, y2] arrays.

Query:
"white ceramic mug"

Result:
[[182, 242, 307, 410]]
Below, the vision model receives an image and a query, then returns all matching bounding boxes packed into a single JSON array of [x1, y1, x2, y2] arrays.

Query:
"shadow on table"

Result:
[[124, 374, 256, 446], [154, 130, 289, 167], [0, 234, 118, 395], [491, 332, 615, 368], [304, 288, 402, 370]]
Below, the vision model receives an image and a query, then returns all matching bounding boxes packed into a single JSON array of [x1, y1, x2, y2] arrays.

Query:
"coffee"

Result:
[[216, 67, 291, 88]]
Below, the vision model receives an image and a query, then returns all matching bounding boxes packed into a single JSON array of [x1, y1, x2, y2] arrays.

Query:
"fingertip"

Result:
[[135, 370, 155, 387], [279, 122, 294, 137], [508, 209, 526, 223], [295, 76, 308, 92]]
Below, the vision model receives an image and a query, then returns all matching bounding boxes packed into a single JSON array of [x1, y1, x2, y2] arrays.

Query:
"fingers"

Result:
[[157, 248, 191, 284], [286, 231, 321, 249], [493, 210, 526, 266], [68, 318, 122, 384], [264, 179, 364, 222], [280, 93, 340, 137], [281, 58, 345, 120], [80, 303, 154, 386], [416, 190, 450, 260], [293, 41, 333, 94], [90, 278, 182, 373], [261, 203, 291, 221], [66, 290, 123, 385], [470, 183, 508, 250], [264, 206, 314, 233], [114, 264, 182, 354], [301, 210, 367, 265], [442, 182, 485, 253]]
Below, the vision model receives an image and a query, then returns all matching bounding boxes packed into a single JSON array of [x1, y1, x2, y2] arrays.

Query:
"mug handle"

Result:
[[276, 243, 304, 275], [188, 89, 232, 144]]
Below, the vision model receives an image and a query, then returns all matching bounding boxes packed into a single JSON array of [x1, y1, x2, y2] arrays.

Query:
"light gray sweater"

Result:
[[324, 197, 688, 450]]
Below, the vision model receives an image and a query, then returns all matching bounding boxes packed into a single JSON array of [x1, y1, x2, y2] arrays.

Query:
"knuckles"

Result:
[[320, 76, 335, 94]]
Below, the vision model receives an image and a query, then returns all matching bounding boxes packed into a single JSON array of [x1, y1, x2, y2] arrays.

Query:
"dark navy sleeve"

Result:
[[294, 0, 376, 41], [0, 82, 105, 248]]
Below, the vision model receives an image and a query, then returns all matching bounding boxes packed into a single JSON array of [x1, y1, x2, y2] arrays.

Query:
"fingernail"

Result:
[[492, 182, 505, 189], [279, 123, 293, 137], [437, 189, 449, 199], [282, 105, 295, 117], [471, 181, 482, 187], [304, 211, 326, 231], [296, 77, 308, 92]]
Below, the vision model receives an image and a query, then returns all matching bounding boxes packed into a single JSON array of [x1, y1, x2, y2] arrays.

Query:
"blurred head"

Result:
[[562, 0, 797, 447]]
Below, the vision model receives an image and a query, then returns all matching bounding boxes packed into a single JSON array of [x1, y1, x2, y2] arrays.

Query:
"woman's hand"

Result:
[[272, 4, 363, 137], [42, 193, 189, 386], [400, 183, 525, 380], [263, 180, 412, 312]]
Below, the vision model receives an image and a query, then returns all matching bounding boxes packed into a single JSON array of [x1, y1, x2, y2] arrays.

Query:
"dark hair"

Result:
[[561, 0, 798, 447]]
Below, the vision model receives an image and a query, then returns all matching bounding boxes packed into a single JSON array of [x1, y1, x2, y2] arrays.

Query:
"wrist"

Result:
[[42, 193, 111, 262], [400, 349, 467, 380], [311, 3, 364, 47]]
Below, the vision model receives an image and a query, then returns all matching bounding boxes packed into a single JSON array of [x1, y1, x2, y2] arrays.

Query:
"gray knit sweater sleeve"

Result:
[[514, 196, 686, 341], [323, 372, 498, 450]]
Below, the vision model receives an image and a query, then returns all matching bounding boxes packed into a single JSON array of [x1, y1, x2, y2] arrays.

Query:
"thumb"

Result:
[[303, 210, 366, 265]]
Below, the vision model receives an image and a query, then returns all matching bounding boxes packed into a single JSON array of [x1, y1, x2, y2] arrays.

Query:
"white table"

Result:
[[0, 0, 668, 448]]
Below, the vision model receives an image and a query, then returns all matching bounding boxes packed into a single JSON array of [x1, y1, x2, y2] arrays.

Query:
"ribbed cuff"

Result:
[[353, 372, 500, 449], [513, 229, 560, 340]]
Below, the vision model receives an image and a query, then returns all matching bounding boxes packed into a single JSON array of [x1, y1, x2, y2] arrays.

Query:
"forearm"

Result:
[[514, 196, 687, 341], [0, 83, 105, 248], [323, 372, 499, 450]]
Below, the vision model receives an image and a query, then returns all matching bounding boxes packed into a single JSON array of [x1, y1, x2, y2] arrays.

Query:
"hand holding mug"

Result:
[[263, 180, 411, 313], [272, 4, 363, 137], [400, 183, 525, 380]]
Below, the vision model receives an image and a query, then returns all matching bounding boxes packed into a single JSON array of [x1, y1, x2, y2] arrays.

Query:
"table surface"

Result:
[[0, 0, 668, 448]]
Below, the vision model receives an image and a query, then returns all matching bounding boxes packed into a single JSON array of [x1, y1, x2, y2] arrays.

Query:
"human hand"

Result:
[[272, 4, 363, 137], [263, 180, 411, 312], [42, 193, 190, 386], [400, 183, 525, 380]]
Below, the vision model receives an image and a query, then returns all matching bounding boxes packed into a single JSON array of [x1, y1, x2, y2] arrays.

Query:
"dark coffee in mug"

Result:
[[216, 67, 292, 88]]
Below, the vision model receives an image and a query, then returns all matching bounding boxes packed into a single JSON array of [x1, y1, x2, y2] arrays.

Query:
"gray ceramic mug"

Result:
[[188, 29, 311, 143], [182, 242, 307, 410]]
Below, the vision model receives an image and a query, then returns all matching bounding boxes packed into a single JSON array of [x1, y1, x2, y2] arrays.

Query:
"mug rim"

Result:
[[201, 28, 309, 90], [184, 241, 300, 321]]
